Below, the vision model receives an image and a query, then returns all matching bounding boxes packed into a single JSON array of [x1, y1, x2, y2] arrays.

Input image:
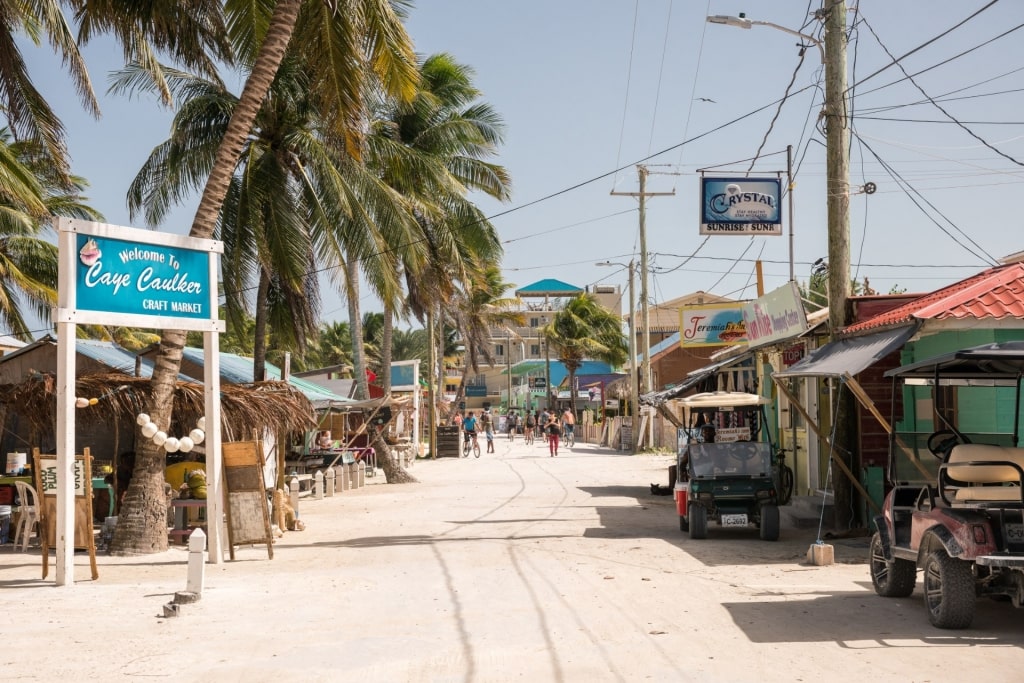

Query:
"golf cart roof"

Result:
[[885, 341, 1024, 384], [678, 391, 769, 411]]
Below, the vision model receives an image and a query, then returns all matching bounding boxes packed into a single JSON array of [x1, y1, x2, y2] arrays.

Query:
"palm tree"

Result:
[[0, 1, 231, 179], [367, 52, 511, 449], [450, 265, 522, 410], [0, 132, 102, 339], [545, 294, 629, 416], [123, 58, 327, 382], [121, 0, 419, 553], [389, 327, 429, 364]]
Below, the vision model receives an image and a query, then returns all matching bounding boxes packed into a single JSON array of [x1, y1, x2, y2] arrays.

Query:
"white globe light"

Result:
[[136, 413, 151, 426], [141, 422, 158, 438], [163, 437, 180, 453], [152, 431, 167, 446], [196, 416, 206, 431], [190, 429, 205, 445], [75, 397, 89, 408], [178, 437, 194, 453]]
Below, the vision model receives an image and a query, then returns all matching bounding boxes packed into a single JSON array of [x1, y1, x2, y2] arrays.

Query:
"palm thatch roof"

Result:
[[0, 372, 316, 440]]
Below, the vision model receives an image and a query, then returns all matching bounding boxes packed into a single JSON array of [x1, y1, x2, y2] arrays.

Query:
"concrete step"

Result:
[[782, 493, 835, 530]]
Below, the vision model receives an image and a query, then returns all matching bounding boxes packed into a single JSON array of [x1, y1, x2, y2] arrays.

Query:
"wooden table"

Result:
[[168, 498, 207, 543]]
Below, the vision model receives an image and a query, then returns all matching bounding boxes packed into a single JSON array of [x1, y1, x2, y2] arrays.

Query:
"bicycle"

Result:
[[463, 432, 481, 458], [563, 426, 575, 447]]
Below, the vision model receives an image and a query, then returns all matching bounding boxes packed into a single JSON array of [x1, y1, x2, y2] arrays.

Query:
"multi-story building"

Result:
[[454, 278, 622, 413]]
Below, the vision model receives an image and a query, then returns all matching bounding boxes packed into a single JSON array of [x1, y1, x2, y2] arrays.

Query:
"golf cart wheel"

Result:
[[759, 504, 780, 541], [869, 532, 916, 597], [688, 502, 707, 540], [679, 515, 689, 532], [922, 549, 975, 629]]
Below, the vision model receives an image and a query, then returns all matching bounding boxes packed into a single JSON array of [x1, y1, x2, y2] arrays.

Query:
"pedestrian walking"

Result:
[[545, 413, 561, 456], [480, 409, 494, 453]]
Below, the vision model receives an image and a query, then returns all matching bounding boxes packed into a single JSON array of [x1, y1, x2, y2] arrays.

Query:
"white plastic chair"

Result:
[[13, 481, 39, 551]]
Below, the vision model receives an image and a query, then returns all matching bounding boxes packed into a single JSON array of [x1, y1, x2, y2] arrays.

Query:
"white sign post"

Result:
[[53, 218, 224, 585]]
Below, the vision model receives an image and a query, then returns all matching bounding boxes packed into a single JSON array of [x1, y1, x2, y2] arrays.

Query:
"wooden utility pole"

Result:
[[825, 1, 850, 339], [824, 0, 855, 528], [611, 165, 674, 447]]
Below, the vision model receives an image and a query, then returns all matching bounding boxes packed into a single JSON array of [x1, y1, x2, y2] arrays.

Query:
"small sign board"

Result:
[[222, 437, 274, 560], [33, 448, 98, 580]]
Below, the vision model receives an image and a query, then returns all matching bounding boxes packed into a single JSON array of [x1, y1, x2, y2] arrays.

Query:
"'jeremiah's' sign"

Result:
[[76, 234, 210, 319]]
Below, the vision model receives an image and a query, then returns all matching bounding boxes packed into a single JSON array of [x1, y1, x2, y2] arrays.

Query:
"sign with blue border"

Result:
[[76, 233, 210, 319], [700, 177, 782, 235]]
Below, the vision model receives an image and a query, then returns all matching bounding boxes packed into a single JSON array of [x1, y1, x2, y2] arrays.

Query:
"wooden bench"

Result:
[[944, 444, 1024, 504]]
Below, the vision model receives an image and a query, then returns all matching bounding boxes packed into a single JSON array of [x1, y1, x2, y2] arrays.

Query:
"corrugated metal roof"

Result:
[[76, 339, 154, 376], [179, 347, 352, 406], [843, 264, 1024, 334]]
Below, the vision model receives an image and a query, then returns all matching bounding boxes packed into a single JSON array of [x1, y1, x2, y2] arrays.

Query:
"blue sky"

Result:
[[26, 1, 1024, 334]]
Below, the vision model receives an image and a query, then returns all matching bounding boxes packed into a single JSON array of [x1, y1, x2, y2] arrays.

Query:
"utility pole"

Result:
[[612, 165, 674, 448], [626, 261, 638, 453], [824, 1, 855, 529], [824, 2, 850, 338]]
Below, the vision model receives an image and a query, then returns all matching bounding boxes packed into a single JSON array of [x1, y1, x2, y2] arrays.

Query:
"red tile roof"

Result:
[[842, 263, 1024, 334]]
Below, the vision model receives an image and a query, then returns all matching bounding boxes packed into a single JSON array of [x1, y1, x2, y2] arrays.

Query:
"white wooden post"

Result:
[[186, 528, 206, 594], [357, 462, 365, 488], [325, 467, 335, 497], [288, 475, 300, 517], [340, 464, 350, 491], [314, 470, 324, 500]]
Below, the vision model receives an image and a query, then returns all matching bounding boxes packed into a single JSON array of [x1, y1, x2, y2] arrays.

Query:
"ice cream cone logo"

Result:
[[79, 238, 101, 266]]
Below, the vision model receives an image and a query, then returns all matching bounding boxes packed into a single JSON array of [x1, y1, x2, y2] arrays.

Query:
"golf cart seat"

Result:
[[946, 444, 1024, 504]]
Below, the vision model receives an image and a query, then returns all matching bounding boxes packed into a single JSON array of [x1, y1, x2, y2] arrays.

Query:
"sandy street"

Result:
[[3, 437, 1024, 682]]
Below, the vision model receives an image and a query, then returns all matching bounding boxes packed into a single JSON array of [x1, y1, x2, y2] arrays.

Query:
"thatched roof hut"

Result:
[[0, 372, 316, 455]]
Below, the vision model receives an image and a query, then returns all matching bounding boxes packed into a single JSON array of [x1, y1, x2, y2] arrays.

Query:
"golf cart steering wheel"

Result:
[[733, 441, 759, 461], [927, 429, 970, 460]]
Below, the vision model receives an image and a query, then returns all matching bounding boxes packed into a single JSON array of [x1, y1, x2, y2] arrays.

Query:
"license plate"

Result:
[[721, 513, 748, 527], [1006, 523, 1024, 543]]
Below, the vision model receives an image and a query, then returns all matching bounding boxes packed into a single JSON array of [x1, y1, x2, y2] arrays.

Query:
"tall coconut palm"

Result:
[[367, 52, 511, 450], [450, 265, 522, 410], [0, 0, 230, 180], [0, 132, 101, 338], [121, 0, 419, 554], [545, 294, 629, 416]]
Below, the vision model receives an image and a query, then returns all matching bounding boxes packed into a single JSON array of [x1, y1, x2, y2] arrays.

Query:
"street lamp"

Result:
[[709, 7, 856, 527], [706, 14, 824, 63], [597, 260, 637, 452], [706, 9, 846, 339]]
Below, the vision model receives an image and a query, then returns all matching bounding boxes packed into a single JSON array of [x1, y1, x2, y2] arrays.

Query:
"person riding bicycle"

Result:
[[463, 411, 479, 455], [561, 408, 575, 443]]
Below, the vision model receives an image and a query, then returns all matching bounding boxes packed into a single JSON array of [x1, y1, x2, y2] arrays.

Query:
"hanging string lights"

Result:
[[136, 414, 206, 453]]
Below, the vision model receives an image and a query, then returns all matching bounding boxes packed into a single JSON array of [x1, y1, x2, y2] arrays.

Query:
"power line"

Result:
[[852, 132, 998, 264], [646, 0, 675, 157], [611, 1, 642, 191], [846, 0, 1002, 93], [859, 13, 1024, 167]]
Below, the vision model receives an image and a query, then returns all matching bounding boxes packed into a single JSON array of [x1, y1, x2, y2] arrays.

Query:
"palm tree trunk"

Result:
[[114, 0, 305, 555], [346, 259, 369, 401], [252, 267, 271, 381], [111, 328, 189, 555], [569, 368, 578, 417], [370, 299, 416, 483], [427, 309, 437, 458], [381, 300, 393, 394]]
